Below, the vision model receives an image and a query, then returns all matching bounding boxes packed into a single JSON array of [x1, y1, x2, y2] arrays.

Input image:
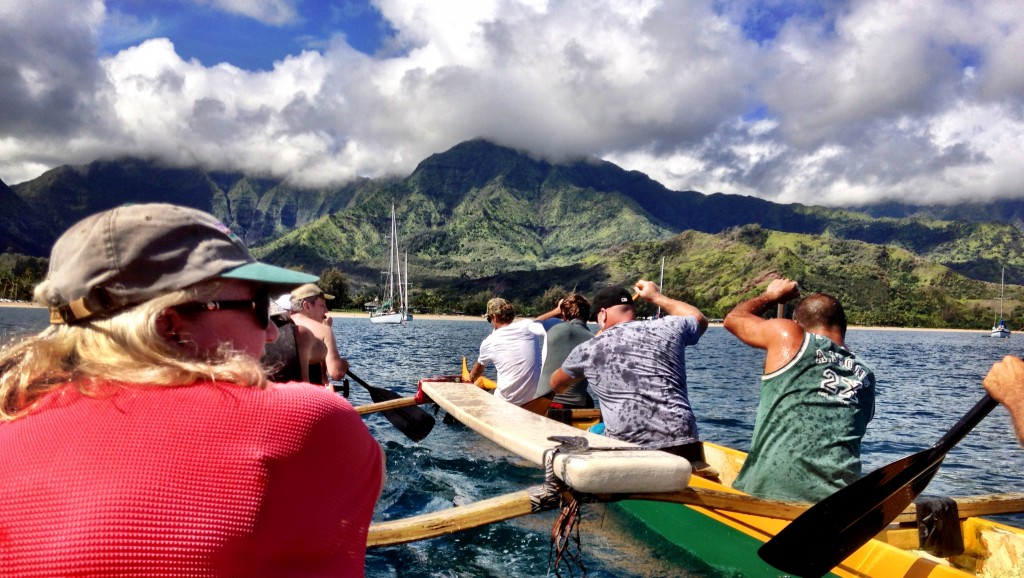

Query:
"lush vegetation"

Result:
[[291, 224, 1015, 330], [3, 139, 1022, 329], [0, 254, 47, 302]]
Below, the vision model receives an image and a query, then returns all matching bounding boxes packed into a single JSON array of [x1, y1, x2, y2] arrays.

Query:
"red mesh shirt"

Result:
[[0, 381, 384, 577]]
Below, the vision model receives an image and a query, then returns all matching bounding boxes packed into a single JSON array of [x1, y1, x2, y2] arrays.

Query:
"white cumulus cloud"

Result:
[[0, 0, 1022, 209]]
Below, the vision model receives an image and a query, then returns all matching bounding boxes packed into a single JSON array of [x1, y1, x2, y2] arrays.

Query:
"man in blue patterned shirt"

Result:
[[551, 280, 709, 463]]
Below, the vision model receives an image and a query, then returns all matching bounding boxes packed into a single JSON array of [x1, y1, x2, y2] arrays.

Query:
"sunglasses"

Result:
[[177, 286, 271, 328]]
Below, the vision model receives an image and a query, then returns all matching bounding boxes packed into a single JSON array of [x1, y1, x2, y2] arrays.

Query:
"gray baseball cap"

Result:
[[42, 203, 318, 324]]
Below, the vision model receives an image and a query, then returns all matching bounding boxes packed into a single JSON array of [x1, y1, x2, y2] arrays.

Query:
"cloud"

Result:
[[199, 0, 298, 26], [0, 0, 105, 138], [1, 0, 1022, 210]]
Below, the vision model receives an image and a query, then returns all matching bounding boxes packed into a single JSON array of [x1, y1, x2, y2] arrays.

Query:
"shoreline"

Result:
[[330, 310, 986, 332], [0, 301, 996, 333]]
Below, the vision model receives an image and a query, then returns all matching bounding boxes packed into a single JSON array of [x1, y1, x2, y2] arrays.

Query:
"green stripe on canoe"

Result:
[[615, 500, 841, 578]]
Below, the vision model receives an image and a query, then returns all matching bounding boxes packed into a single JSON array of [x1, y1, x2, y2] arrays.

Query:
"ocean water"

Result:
[[3, 309, 1023, 577]]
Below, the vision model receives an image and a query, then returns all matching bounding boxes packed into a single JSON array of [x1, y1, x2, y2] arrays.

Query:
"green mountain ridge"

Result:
[[593, 226, 1007, 328], [2, 139, 1022, 327]]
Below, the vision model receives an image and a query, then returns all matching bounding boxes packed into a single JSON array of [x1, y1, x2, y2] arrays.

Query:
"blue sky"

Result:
[[2, 0, 1022, 207], [101, 0, 397, 69]]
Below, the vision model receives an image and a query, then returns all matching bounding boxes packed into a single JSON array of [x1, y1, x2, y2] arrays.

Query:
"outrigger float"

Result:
[[363, 368, 1024, 577]]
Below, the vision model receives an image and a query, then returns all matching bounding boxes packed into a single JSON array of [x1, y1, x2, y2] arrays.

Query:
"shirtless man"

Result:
[[288, 283, 348, 381], [263, 300, 329, 384]]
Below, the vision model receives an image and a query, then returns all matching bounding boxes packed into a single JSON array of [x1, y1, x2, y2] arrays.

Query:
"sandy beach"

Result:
[[284, 309, 995, 332], [331, 311, 481, 322], [0, 301, 994, 332], [308, 310, 991, 332]]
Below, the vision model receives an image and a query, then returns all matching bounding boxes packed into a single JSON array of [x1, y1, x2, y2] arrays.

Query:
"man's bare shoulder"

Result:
[[292, 314, 331, 337]]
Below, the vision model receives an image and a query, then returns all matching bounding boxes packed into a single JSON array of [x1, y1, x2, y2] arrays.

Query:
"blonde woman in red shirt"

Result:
[[0, 203, 383, 577]]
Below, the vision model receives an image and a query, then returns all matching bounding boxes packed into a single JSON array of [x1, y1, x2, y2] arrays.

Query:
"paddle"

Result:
[[758, 394, 998, 577], [346, 369, 435, 442]]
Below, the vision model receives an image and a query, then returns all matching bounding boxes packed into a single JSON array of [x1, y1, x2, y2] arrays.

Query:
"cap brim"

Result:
[[220, 262, 319, 286]]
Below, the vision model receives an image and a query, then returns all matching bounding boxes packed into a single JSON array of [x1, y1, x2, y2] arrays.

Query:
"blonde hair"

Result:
[[0, 281, 268, 421]]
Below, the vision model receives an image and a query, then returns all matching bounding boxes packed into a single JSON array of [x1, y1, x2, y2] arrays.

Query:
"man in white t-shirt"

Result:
[[468, 298, 542, 410]]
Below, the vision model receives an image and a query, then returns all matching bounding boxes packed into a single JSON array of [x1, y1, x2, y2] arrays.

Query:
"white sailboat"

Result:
[[370, 204, 413, 325], [991, 267, 1010, 338]]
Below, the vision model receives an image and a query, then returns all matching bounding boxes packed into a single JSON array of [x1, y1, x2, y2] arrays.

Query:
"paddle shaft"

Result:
[[346, 369, 398, 403], [758, 394, 998, 577], [931, 394, 998, 453]]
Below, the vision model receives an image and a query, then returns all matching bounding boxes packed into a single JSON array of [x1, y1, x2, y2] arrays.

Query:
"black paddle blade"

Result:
[[758, 450, 945, 576], [347, 370, 435, 442], [758, 395, 997, 577]]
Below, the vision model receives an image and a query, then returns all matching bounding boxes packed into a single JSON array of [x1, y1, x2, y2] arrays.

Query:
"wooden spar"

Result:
[[367, 487, 1024, 548], [898, 491, 1024, 522], [561, 408, 601, 419], [367, 486, 801, 548], [355, 397, 421, 415], [644, 489, 1024, 525], [368, 489, 537, 547]]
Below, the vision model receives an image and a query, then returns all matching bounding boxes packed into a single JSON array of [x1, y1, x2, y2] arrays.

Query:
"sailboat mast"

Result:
[[393, 205, 401, 311], [656, 256, 665, 318], [387, 204, 397, 306], [1000, 267, 1005, 319]]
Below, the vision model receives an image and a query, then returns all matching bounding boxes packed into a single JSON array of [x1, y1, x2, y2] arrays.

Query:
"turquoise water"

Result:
[[3, 309, 1023, 577]]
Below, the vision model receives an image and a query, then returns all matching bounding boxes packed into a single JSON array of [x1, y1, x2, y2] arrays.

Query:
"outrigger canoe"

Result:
[[372, 372, 1024, 578]]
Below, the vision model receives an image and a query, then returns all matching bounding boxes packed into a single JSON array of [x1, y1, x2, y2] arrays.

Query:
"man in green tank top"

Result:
[[724, 278, 875, 502]]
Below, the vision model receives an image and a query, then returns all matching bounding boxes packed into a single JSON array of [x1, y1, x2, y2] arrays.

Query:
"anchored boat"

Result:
[[991, 267, 1011, 338], [370, 203, 413, 325], [367, 373, 1024, 577]]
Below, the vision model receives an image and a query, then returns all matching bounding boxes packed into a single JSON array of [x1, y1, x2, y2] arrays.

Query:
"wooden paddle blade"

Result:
[[758, 395, 997, 577], [347, 370, 436, 442]]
